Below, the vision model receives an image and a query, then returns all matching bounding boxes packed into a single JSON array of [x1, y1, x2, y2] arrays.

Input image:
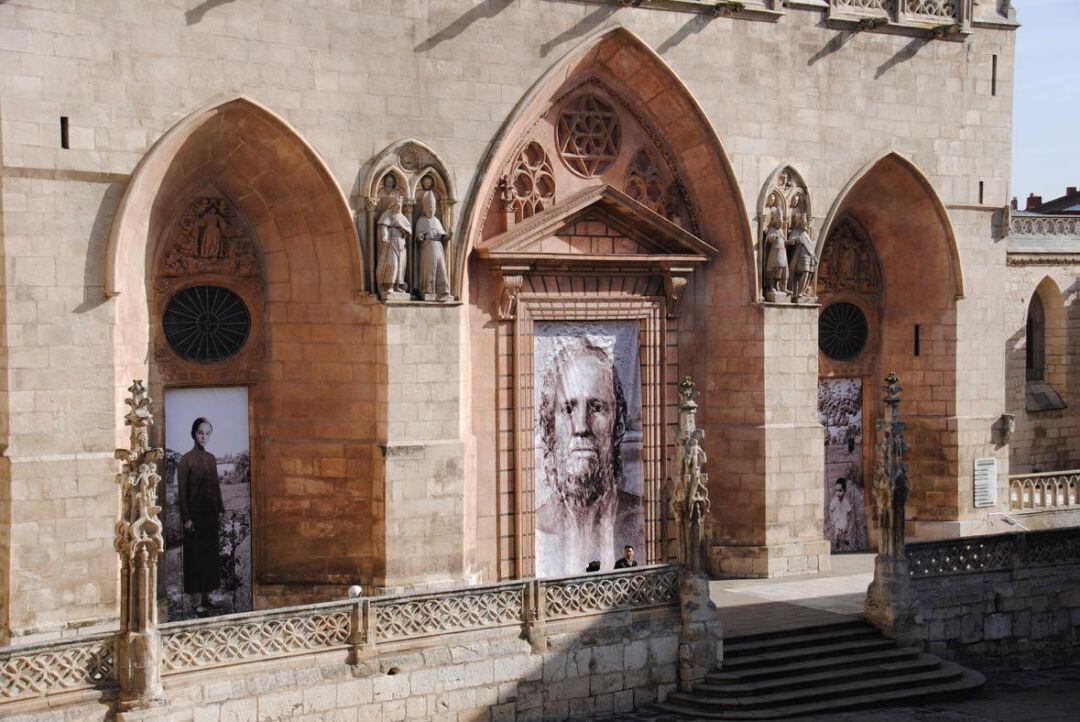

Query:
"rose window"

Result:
[[163, 285, 251, 363], [819, 302, 869, 362], [556, 94, 621, 177]]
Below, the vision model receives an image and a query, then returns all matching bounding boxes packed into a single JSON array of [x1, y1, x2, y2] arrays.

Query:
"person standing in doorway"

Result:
[[178, 417, 224, 616]]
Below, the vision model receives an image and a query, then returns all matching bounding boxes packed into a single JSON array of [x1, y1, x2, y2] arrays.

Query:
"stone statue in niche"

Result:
[[160, 196, 258, 278], [763, 209, 790, 303], [415, 187, 453, 302], [787, 213, 817, 302], [376, 194, 411, 300]]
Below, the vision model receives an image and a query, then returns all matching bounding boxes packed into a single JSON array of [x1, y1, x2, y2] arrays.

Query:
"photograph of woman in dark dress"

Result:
[[178, 417, 224, 616]]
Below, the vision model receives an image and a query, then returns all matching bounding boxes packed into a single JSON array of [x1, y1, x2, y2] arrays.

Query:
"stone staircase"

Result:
[[654, 619, 985, 719]]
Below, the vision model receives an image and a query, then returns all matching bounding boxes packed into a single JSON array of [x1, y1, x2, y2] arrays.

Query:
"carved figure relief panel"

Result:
[[757, 165, 816, 304], [817, 216, 882, 296], [153, 190, 265, 385], [480, 78, 700, 242], [361, 140, 458, 302]]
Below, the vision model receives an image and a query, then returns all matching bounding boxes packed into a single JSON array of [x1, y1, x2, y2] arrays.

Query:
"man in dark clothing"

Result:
[[614, 545, 637, 569]]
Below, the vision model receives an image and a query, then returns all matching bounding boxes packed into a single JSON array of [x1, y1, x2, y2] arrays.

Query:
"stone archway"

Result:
[[108, 96, 384, 608], [459, 26, 753, 580], [820, 151, 966, 538]]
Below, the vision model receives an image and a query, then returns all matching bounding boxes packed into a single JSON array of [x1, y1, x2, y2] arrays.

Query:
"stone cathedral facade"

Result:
[[2, 0, 1074, 647]]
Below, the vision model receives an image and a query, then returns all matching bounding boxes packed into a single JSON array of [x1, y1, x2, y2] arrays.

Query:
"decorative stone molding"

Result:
[[1008, 214, 1080, 237], [496, 272, 525, 321], [757, 165, 815, 303], [672, 377, 710, 572], [114, 380, 167, 711], [664, 273, 690, 318], [361, 140, 459, 300]]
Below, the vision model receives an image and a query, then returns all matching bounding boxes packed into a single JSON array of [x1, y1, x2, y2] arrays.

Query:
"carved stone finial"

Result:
[[865, 372, 922, 646], [115, 380, 167, 711], [672, 376, 710, 574]]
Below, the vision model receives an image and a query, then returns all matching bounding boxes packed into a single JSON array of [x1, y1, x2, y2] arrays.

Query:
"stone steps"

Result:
[[652, 620, 984, 719]]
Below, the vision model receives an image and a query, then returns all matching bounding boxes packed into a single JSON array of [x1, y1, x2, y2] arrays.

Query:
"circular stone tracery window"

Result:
[[556, 94, 621, 177], [163, 285, 251, 364], [819, 302, 869, 362]]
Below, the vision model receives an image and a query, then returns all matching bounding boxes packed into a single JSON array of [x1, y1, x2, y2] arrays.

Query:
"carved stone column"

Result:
[[114, 381, 167, 712], [864, 373, 924, 647], [672, 377, 723, 690]]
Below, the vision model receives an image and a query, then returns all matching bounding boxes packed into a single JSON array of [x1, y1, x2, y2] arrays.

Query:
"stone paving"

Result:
[[593, 665, 1080, 721]]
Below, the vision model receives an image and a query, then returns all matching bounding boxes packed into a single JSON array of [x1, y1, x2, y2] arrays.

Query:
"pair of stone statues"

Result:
[[764, 211, 816, 303], [376, 190, 453, 302]]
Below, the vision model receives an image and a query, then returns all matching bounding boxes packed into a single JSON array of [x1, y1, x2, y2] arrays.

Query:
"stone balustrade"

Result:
[[0, 565, 678, 705], [905, 527, 1080, 670], [907, 527, 1080, 578], [1009, 215, 1080, 238], [1007, 470, 1080, 511]]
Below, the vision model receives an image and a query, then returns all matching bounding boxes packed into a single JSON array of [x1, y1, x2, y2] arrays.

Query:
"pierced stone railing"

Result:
[[907, 527, 1080, 578], [0, 633, 115, 702], [0, 565, 678, 700], [1009, 215, 1080, 238], [1008, 470, 1080, 511], [545, 565, 679, 619], [159, 600, 353, 673]]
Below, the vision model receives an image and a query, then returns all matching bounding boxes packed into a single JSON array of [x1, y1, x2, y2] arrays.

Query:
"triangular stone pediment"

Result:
[[478, 185, 716, 266]]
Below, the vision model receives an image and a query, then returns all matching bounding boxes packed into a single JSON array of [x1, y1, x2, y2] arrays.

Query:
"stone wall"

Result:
[[0, 0, 1022, 636], [1004, 264, 1080, 474], [909, 528, 1080, 671], [0, 566, 685, 721]]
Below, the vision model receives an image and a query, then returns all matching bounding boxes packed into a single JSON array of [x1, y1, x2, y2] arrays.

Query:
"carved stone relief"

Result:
[[361, 140, 458, 301], [153, 191, 265, 385], [159, 195, 258, 279], [556, 93, 621, 177], [817, 216, 882, 295], [758, 166, 816, 303]]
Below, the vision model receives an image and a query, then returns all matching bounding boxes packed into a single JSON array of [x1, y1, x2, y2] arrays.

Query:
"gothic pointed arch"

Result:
[[458, 25, 753, 301], [107, 95, 383, 601], [817, 150, 965, 302], [106, 94, 362, 300]]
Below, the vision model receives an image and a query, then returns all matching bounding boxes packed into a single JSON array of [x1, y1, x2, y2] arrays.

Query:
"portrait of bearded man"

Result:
[[534, 339, 643, 576]]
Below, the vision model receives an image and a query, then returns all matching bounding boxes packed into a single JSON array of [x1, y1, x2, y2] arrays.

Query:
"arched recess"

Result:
[[457, 25, 753, 301], [460, 25, 750, 581], [1027, 277, 1066, 392], [109, 96, 383, 608], [818, 150, 963, 527]]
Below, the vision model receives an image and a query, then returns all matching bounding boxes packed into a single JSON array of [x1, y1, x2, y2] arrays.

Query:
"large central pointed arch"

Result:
[[457, 25, 754, 300]]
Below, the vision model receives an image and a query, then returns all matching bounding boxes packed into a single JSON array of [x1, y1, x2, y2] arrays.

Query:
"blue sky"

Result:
[[1012, 0, 1079, 202]]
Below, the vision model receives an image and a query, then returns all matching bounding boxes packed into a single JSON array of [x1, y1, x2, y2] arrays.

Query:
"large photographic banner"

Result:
[[533, 321, 644, 577], [164, 387, 252, 620], [818, 378, 869, 552]]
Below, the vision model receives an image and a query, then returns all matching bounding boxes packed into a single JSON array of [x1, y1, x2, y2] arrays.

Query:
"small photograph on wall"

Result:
[[533, 320, 645, 577], [164, 387, 252, 620], [819, 378, 869, 552]]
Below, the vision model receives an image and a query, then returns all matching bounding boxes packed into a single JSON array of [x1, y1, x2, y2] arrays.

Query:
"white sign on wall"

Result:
[[974, 457, 998, 508]]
